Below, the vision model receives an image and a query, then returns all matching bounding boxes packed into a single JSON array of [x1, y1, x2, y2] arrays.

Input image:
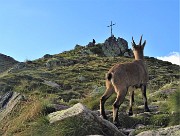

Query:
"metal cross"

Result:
[[107, 21, 116, 37]]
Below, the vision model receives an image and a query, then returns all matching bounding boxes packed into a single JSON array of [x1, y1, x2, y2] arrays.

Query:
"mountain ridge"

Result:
[[0, 53, 18, 73]]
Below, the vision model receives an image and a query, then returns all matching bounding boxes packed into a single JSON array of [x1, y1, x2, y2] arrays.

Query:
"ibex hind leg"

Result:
[[113, 87, 128, 127], [141, 85, 150, 112], [100, 85, 114, 119]]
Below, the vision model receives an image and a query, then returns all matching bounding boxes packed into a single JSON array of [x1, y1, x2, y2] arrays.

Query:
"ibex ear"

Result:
[[142, 40, 146, 48]]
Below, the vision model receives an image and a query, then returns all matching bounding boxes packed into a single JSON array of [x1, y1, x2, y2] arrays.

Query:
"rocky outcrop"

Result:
[[45, 57, 77, 68], [136, 125, 180, 136], [102, 36, 133, 57], [48, 103, 125, 136], [0, 91, 13, 109], [0, 53, 18, 73], [102, 36, 128, 57], [78, 36, 133, 57], [0, 91, 24, 121], [8, 62, 26, 73]]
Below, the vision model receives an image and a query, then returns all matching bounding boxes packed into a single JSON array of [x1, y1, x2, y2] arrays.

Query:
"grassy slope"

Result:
[[0, 48, 179, 135], [0, 54, 18, 73]]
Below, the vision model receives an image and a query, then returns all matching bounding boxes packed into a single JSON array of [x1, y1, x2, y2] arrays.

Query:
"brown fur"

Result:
[[107, 60, 148, 87], [100, 36, 150, 126]]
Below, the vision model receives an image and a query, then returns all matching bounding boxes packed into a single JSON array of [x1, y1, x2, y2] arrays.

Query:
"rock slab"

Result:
[[0, 91, 23, 121], [136, 125, 180, 136], [48, 103, 125, 136]]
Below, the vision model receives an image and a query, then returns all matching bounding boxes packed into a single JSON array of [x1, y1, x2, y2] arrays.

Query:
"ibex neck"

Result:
[[134, 54, 144, 60]]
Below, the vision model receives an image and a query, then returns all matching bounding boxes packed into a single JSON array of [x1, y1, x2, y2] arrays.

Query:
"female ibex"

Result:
[[100, 36, 150, 126]]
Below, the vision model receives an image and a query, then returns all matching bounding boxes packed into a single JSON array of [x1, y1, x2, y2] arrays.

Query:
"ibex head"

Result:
[[131, 35, 146, 60]]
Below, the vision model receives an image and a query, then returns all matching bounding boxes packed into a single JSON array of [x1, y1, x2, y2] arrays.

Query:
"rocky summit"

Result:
[[75, 36, 133, 57], [102, 36, 132, 57]]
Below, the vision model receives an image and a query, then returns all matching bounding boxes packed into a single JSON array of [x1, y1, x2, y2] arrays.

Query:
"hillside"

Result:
[[0, 37, 179, 136], [0, 53, 18, 73]]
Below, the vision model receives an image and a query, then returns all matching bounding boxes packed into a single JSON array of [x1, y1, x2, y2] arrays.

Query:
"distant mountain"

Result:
[[0, 53, 18, 73]]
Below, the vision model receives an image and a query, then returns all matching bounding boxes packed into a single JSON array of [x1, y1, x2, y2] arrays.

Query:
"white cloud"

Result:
[[157, 52, 180, 66]]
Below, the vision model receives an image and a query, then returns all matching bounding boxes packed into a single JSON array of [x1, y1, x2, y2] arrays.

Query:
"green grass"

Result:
[[31, 116, 105, 136], [167, 89, 180, 125], [0, 48, 180, 135]]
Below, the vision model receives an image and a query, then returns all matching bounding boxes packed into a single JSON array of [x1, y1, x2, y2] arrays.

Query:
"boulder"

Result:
[[43, 80, 60, 88], [87, 42, 95, 47], [43, 54, 53, 59], [124, 49, 133, 58], [102, 36, 121, 57], [0, 91, 23, 121], [124, 52, 130, 57], [46, 58, 60, 68], [136, 125, 180, 136], [117, 37, 128, 53], [102, 36, 129, 57], [0, 91, 13, 109], [48, 103, 125, 136], [78, 75, 86, 81]]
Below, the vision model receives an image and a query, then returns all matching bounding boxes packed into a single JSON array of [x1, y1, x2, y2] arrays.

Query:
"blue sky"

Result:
[[0, 0, 179, 64]]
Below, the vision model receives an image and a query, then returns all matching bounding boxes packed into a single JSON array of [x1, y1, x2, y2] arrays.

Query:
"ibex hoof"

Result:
[[145, 108, 150, 112], [100, 115, 108, 120], [128, 111, 133, 116], [113, 121, 120, 127]]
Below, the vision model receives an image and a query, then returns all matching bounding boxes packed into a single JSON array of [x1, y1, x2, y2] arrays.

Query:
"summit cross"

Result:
[[107, 21, 116, 37]]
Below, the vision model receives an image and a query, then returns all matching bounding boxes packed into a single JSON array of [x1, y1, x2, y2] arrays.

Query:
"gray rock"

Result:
[[46, 58, 60, 68], [0, 91, 13, 109], [117, 37, 128, 53], [8, 62, 26, 73], [120, 128, 135, 136], [74, 44, 82, 49], [43, 80, 60, 88], [76, 36, 133, 57], [135, 124, 146, 129], [87, 42, 95, 47], [43, 54, 53, 59], [136, 125, 180, 136], [102, 36, 129, 57], [0, 91, 23, 121], [48, 103, 125, 136], [82, 49, 94, 56], [78, 75, 86, 81], [93, 110, 112, 116], [124, 52, 130, 57]]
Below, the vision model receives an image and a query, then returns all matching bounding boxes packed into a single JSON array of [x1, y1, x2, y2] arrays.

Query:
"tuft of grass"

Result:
[[0, 95, 56, 136], [150, 114, 170, 127], [168, 89, 180, 125]]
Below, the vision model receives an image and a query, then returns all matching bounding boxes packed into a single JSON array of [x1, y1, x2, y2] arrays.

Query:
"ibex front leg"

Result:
[[128, 88, 135, 116], [141, 85, 150, 112]]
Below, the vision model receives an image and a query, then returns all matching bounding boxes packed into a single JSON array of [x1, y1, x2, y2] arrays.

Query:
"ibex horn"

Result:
[[139, 35, 143, 45], [132, 37, 136, 45]]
